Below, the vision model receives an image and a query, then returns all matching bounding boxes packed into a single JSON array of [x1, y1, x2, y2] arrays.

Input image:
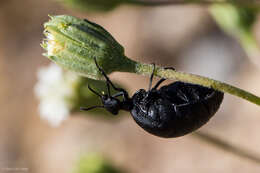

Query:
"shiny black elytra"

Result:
[[81, 59, 224, 138]]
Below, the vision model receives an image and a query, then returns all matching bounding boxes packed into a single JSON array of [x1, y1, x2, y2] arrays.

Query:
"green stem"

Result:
[[133, 62, 260, 106], [194, 131, 260, 164]]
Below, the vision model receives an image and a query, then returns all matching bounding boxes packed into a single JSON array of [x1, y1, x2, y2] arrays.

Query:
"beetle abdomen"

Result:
[[131, 82, 224, 138]]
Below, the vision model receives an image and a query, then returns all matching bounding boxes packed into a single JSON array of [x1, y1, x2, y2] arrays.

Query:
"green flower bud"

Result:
[[42, 15, 137, 80]]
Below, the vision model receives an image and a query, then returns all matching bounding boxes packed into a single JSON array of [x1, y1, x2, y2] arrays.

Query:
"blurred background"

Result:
[[1, 0, 260, 172]]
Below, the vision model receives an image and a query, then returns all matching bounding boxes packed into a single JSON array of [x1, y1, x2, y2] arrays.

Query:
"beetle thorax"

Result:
[[132, 89, 160, 113]]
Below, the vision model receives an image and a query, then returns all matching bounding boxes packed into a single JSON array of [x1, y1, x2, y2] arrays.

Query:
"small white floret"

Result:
[[34, 63, 79, 126]]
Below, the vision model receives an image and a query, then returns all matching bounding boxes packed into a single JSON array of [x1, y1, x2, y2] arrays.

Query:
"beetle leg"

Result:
[[80, 105, 104, 111], [153, 78, 166, 90], [191, 90, 200, 100], [112, 92, 124, 98], [88, 85, 102, 98], [94, 58, 121, 91], [94, 58, 114, 88], [149, 65, 175, 90], [94, 58, 130, 99], [148, 63, 156, 91], [177, 90, 189, 102], [164, 67, 175, 71], [113, 91, 131, 102]]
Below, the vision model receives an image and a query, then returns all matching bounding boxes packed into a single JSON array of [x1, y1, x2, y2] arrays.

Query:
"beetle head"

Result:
[[101, 94, 121, 115]]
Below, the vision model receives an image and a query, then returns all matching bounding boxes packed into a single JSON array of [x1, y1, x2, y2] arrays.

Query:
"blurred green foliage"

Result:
[[210, 4, 259, 57], [61, 0, 127, 12], [74, 154, 124, 173]]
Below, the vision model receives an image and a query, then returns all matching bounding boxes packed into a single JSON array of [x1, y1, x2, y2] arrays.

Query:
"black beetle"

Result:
[[81, 59, 224, 138]]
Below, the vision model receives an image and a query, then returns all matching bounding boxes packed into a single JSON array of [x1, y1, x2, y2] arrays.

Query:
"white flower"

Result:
[[34, 63, 80, 126]]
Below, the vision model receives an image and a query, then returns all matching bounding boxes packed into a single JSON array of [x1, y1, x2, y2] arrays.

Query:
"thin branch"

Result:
[[193, 131, 260, 164]]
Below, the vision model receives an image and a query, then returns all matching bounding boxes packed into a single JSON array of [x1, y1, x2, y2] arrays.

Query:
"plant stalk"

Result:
[[133, 62, 260, 106]]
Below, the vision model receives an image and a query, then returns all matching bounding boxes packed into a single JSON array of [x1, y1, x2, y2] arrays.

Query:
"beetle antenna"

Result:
[[94, 58, 114, 88], [148, 63, 156, 91], [94, 58, 129, 98], [88, 85, 102, 98], [80, 106, 104, 111]]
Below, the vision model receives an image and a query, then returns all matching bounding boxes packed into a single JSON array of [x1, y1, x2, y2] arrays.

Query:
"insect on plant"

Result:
[[81, 58, 224, 138]]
